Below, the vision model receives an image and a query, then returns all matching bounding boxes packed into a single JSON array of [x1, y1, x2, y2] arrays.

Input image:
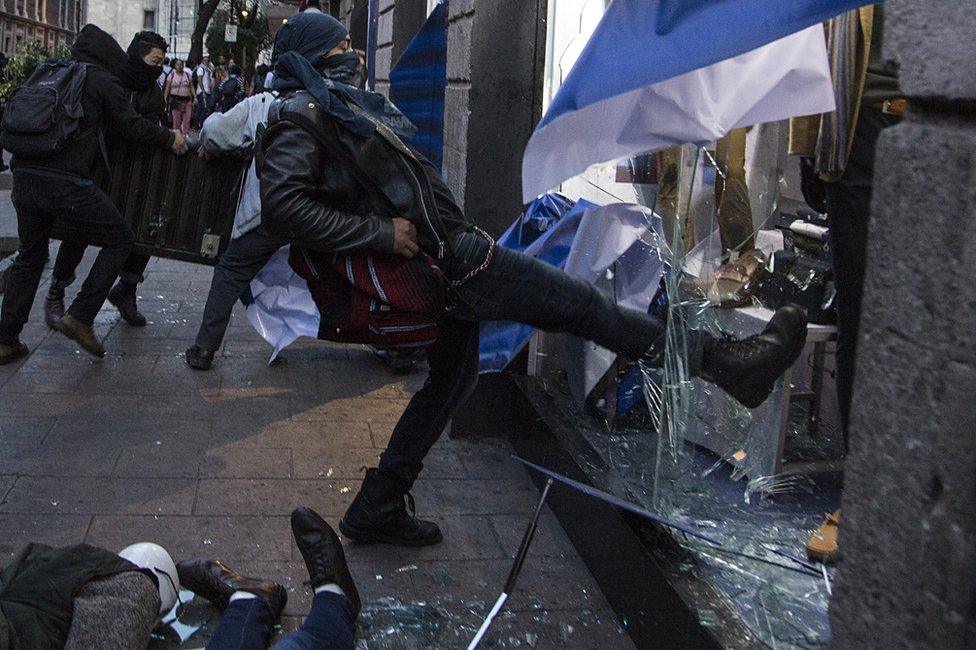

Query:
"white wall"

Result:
[[86, 0, 159, 48]]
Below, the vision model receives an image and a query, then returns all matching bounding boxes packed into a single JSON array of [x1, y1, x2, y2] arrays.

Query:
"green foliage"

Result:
[[0, 40, 72, 99], [205, 4, 272, 72]]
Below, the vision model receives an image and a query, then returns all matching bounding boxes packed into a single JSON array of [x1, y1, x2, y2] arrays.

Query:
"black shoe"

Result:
[[44, 285, 65, 330], [291, 507, 362, 618], [185, 345, 214, 371], [54, 315, 105, 358], [108, 283, 147, 327], [700, 304, 807, 409], [176, 559, 287, 616], [339, 469, 442, 547], [0, 340, 28, 365]]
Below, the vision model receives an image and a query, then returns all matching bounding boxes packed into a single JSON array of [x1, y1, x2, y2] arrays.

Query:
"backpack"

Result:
[[0, 59, 91, 158], [290, 246, 446, 350]]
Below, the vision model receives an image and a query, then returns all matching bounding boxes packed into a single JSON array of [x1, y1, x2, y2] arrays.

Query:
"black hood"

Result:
[[71, 24, 126, 78], [118, 34, 163, 92]]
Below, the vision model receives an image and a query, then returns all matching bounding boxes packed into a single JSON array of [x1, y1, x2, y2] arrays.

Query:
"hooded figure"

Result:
[[71, 24, 127, 79], [118, 34, 167, 120]]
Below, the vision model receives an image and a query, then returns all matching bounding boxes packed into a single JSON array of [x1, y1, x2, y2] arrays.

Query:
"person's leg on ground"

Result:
[[341, 320, 479, 546], [188, 225, 286, 369], [0, 174, 55, 363], [45, 240, 87, 327], [206, 596, 277, 650], [56, 184, 134, 358], [108, 252, 152, 326], [276, 507, 359, 649], [180, 101, 193, 134]]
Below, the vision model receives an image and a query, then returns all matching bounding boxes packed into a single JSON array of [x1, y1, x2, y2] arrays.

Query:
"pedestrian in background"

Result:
[[210, 65, 227, 114], [193, 54, 213, 128], [164, 58, 196, 135], [219, 64, 245, 113]]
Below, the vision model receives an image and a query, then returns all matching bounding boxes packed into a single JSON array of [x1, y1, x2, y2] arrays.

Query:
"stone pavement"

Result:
[[0, 243, 633, 648]]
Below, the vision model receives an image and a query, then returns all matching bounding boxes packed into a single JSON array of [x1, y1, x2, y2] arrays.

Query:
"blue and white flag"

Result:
[[522, 0, 873, 202]]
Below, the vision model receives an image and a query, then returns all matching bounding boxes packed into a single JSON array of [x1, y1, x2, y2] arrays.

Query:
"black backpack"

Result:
[[0, 59, 91, 158]]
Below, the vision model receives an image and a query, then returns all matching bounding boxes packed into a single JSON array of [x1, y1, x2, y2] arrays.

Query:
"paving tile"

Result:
[[489, 512, 579, 560], [0, 477, 197, 515], [0, 513, 92, 559], [214, 420, 374, 451], [194, 479, 361, 517], [0, 416, 55, 446], [0, 440, 121, 476], [199, 446, 293, 479], [86, 515, 292, 563], [410, 479, 541, 516], [343, 515, 507, 564]]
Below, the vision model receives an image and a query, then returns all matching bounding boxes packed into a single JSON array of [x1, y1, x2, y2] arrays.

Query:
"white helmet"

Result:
[[118, 542, 181, 617]]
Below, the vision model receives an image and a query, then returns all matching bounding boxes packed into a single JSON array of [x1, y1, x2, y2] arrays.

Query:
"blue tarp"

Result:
[[478, 194, 598, 373], [389, 2, 448, 170]]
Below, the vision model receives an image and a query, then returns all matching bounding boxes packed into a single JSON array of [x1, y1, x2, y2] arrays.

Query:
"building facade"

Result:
[[0, 0, 87, 56], [86, 0, 158, 48]]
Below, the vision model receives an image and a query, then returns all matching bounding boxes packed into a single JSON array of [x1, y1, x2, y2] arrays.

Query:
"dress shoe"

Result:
[[339, 469, 442, 547], [806, 509, 841, 564], [108, 282, 147, 327], [176, 559, 287, 616], [54, 315, 105, 358], [44, 285, 66, 329], [700, 304, 807, 409], [0, 340, 28, 365], [185, 345, 214, 370], [292, 507, 362, 618]]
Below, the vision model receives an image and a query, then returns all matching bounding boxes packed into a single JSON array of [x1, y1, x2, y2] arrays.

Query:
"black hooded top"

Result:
[[11, 24, 174, 179], [118, 34, 166, 120]]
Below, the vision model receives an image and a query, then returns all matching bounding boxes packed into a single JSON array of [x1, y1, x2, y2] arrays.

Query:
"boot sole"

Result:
[[338, 518, 443, 547], [730, 313, 808, 409]]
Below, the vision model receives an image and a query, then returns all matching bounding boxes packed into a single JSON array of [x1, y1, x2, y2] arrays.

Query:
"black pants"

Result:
[[0, 173, 133, 341], [377, 229, 685, 488], [824, 107, 901, 439], [52, 242, 150, 288]]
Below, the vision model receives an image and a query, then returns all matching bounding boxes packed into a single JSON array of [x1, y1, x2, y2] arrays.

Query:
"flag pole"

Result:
[[468, 477, 554, 650]]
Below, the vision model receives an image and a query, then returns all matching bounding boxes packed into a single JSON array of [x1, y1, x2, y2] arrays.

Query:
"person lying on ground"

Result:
[[178, 507, 359, 650]]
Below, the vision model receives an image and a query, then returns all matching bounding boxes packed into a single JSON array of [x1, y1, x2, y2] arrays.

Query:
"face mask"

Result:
[[321, 51, 366, 88]]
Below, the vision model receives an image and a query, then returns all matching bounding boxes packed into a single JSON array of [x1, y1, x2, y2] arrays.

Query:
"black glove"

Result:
[[799, 156, 827, 214]]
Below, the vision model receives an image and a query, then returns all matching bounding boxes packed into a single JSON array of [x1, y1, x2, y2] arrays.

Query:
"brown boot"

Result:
[[44, 284, 66, 329], [54, 315, 105, 359], [0, 340, 29, 365], [108, 282, 147, 327], [806, 509, 841, 564]]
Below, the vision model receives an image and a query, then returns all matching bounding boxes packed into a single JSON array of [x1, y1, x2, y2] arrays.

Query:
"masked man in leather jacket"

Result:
[[218, 12, 808, 547]]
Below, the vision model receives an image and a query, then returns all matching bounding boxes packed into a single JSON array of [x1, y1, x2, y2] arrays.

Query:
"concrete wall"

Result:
[[829, 1, 976, 647], [443, 0, 547, 235], [86, 0, 157, 46]]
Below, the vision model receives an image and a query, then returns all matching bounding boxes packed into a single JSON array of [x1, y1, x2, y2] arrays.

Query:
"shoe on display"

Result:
[[339, 469, 442, 547], [185, 345, 215, 371], [176, 558, 287, 616], [291, 507, 362, 618], [108, 282, 147, 327], [806, 509, 841, 564], [54, 315, 105, 359], [700, 304, 807, 409]]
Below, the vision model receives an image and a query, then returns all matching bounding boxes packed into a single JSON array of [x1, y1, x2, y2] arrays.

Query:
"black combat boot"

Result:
[[176, 558, 287, 616], [185, 345, 215, 370], [700, 304, 807, 409], [108, 282, 147, 326], [44, 281, 67, 329], [339, 469, 442, 547], [291, 507, 362, 618]]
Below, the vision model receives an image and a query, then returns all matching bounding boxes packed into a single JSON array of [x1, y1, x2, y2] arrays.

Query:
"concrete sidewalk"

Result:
[[0, 245, 632, 648]]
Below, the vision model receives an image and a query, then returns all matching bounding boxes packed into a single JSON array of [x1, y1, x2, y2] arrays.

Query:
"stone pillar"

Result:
[[443, 0, 547, 235], [830, 1, 976, 647]]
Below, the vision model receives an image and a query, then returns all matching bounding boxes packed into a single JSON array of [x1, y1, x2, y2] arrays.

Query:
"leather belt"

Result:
[[869, 98, 907, 116]]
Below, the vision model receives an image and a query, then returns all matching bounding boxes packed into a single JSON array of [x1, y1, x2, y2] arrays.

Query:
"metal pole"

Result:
[[468, 477, 554, 650]]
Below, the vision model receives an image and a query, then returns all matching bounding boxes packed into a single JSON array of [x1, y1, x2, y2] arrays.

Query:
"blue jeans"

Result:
[[207, 592, 355, 650]]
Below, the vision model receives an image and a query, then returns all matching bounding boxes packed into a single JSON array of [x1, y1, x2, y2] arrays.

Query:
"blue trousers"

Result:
[[207, 592, 354, 650]]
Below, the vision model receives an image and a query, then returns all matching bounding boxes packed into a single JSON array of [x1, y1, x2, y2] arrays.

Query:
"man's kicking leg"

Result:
[[186, 225, 287, 370], [341, 319, 480, 546]]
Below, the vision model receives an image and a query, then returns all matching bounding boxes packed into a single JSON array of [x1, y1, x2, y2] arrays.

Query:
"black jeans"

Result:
[[0, 173, 133, 341], [52, 242, 150, 287], [824, 107, 901, 440], [207, 592, 354, 650], [195, 225, 288, 351], [377, 229, 682, 487]]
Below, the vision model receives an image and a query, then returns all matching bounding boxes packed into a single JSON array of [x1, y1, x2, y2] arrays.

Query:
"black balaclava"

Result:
[[71, 24, 126, 78], [118, 34, 164, 92]]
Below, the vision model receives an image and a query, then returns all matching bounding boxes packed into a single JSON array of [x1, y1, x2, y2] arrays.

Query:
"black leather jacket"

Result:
[[260, 90, 470, 259]]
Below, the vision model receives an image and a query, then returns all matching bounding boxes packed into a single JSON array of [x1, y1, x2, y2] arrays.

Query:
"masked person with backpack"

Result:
[[0, 25, 187, 364], [242, 13, 808, 548], [43, 30, 171, 330]]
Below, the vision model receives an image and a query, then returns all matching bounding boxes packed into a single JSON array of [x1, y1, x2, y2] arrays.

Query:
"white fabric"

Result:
[[561, 203, 670, 401], [199, 91, 277, 239], [245, 247, 321, 363], [314, 583, 346, 598], [195, 62, 213, 94], [229, 591, 258, 602], [522, 25, 836, 202]]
